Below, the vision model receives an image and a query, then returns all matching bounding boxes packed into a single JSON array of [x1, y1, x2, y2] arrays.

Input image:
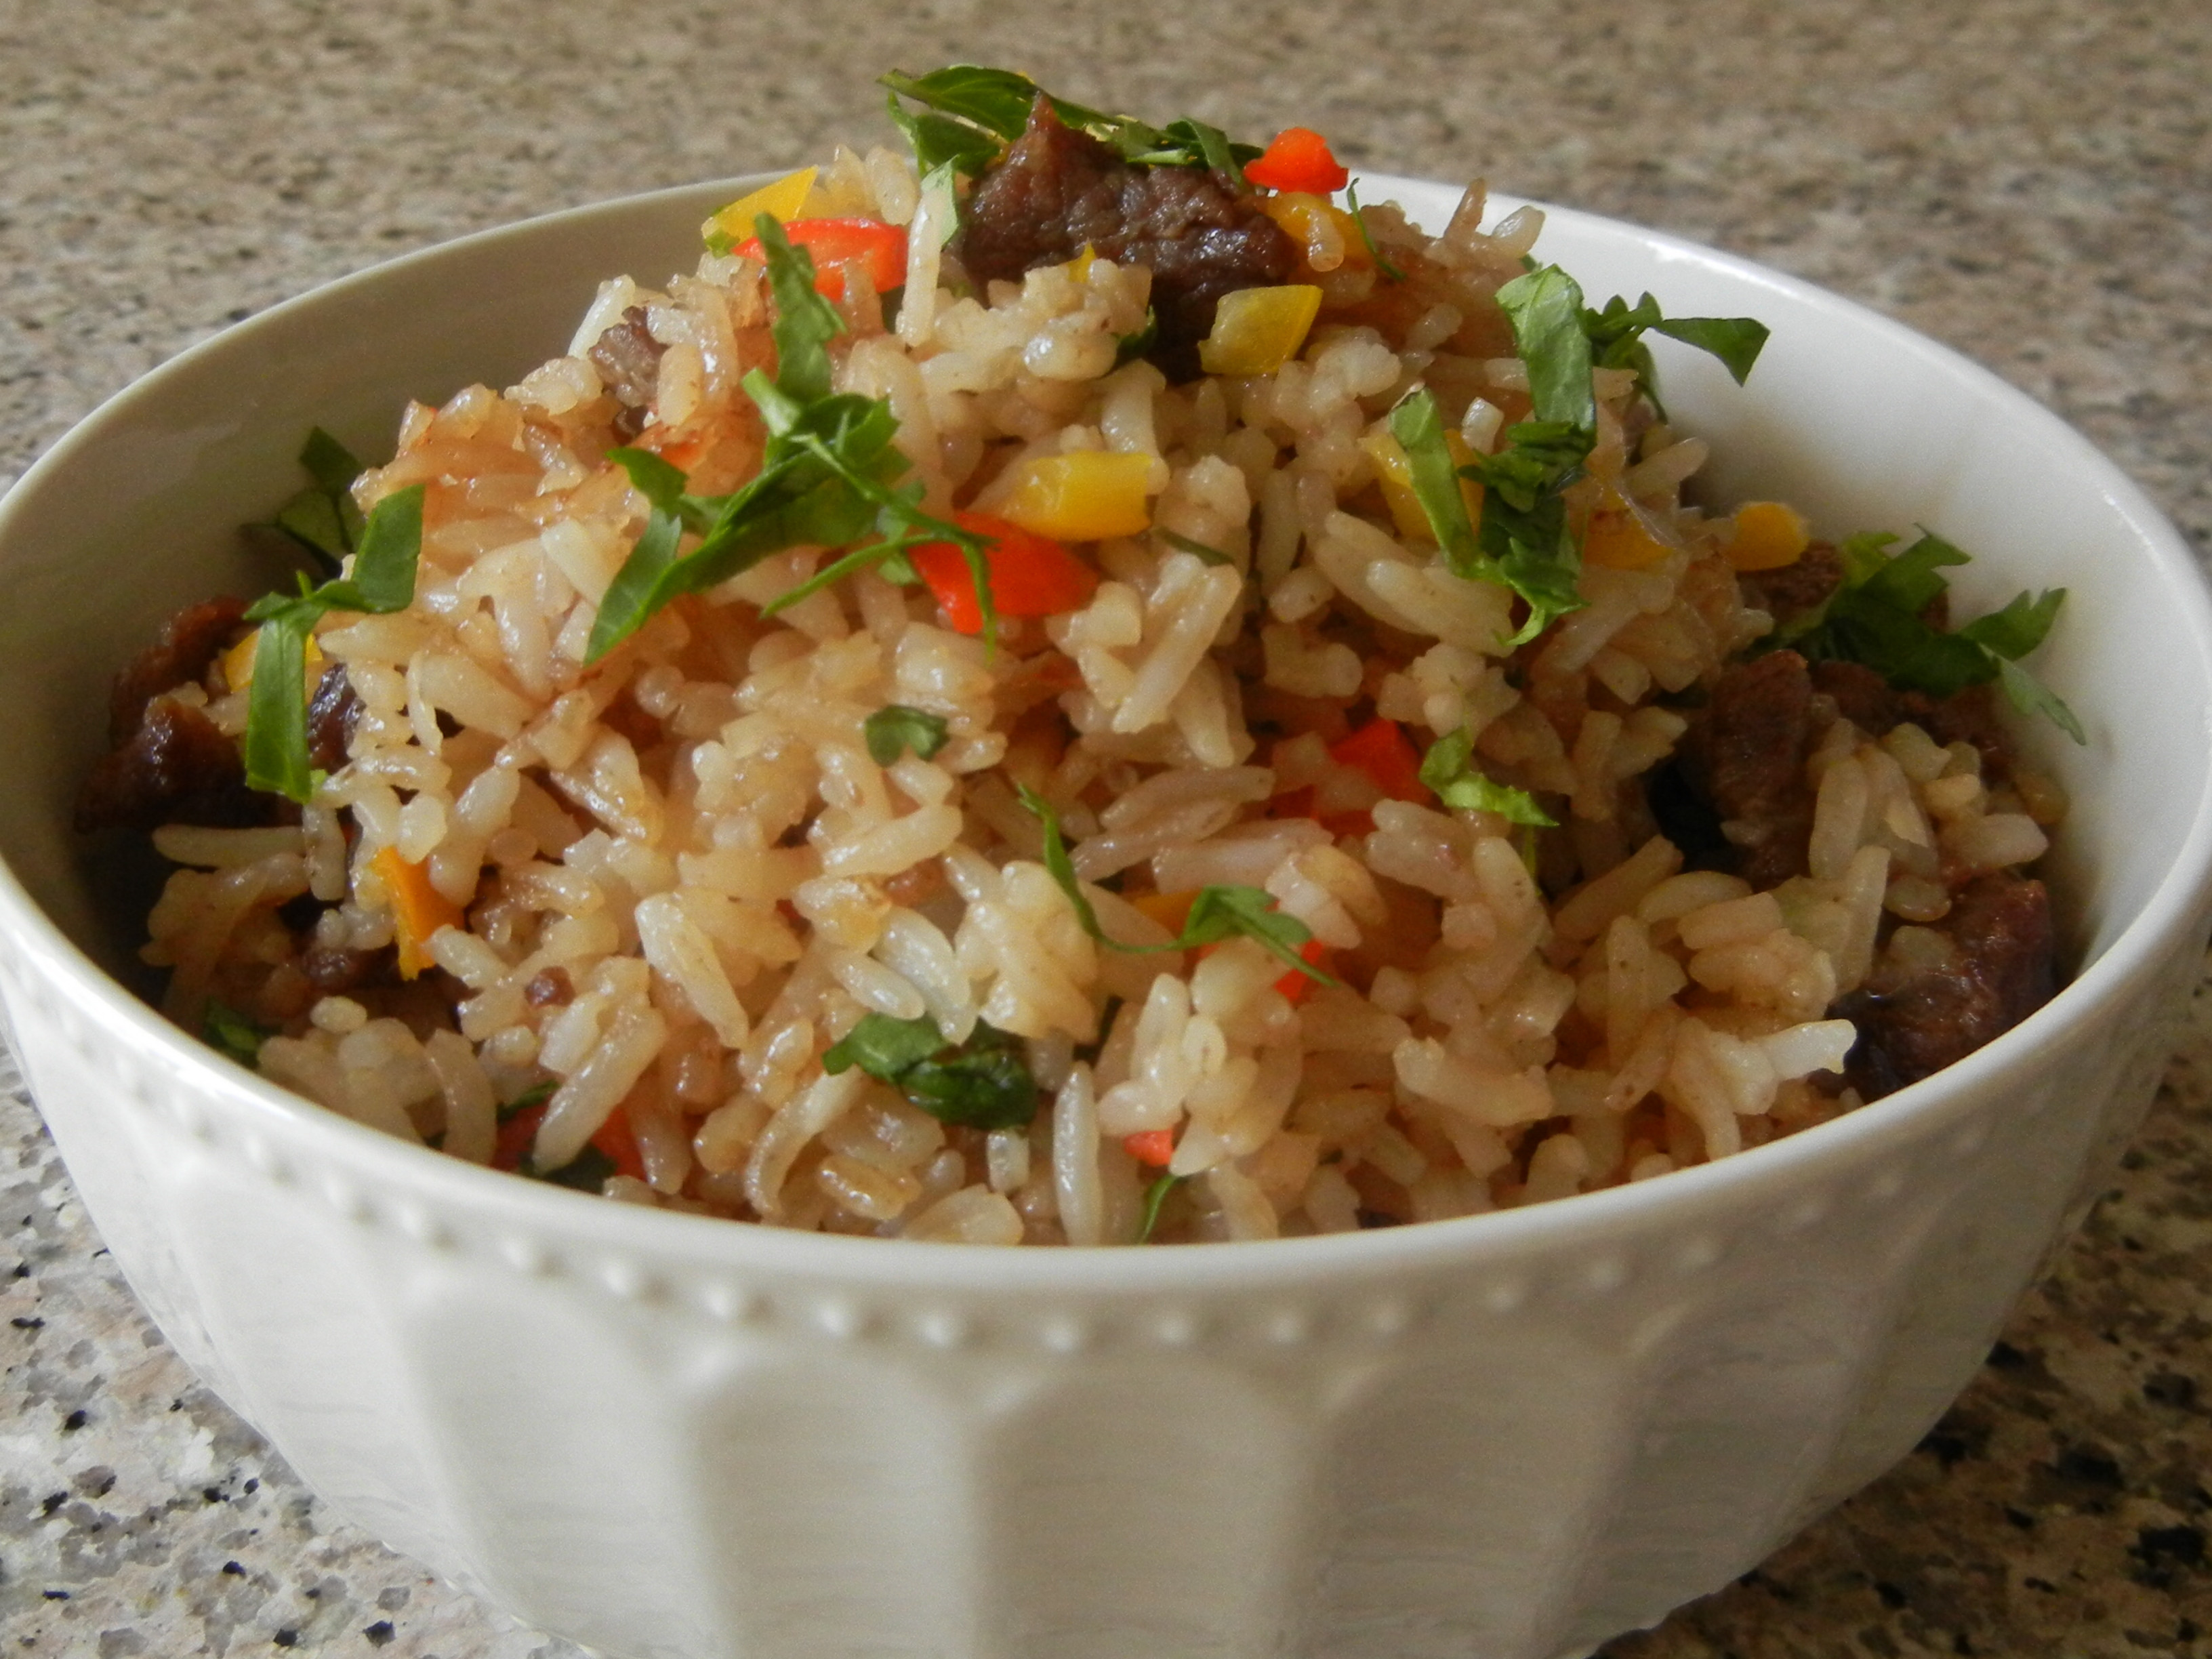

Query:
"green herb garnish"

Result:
[[863, 704, 951, 765], [1778, 529, 2082, 741], [531, 1142, 618, 1191], [587, 216, 996, 659], [1578, 290, 1770, 419], [1111, 306, 1160, 369], [1157, 528, 1235, 567], [822, 1011, 1041, 1131], [499, 1080, 557, 1122], [1137, 1171, 1183, 1243], [249, 427, 367, 576], [1343, 180, 1406, 282], [1017, 785, 1333, 985], [881, 66, 1261, 180], [241, 482, 425, 803], [202, 1000, 274, 1069], [1390, 386, 1586, 647], [1417, 727, 1555, 825]]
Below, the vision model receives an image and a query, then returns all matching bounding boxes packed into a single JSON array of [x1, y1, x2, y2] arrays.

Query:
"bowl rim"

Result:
[[4, 171, 2209, 1294]]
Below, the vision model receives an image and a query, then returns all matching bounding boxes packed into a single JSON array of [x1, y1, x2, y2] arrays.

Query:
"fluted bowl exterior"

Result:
[[1, 177, 2206, 1659]]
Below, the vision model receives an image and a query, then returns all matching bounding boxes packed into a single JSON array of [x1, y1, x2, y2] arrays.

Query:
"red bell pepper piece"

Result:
[[1330, 718, 1427, 803], [911, 511, 1100, 634], [1124, 1128, 1176, 1168], [1274, 939, 1331, 1004], [731, 218, 907, 297], [1244, 127, 1351, 195]]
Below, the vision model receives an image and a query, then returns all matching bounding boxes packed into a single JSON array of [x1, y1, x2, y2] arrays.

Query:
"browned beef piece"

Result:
[[306, 662, 361, 773], [1835, 876, 2055, 1099], [1809, 658, 1900, 733], [75, 697, 270, 832], [1696, 649, 1816, 887], [954, 98, 1298, 381], [108, 595, 247, 743], [588, 305, 664, 438], [1737, 541, 1841, 634], [302, 941, 394, 994]]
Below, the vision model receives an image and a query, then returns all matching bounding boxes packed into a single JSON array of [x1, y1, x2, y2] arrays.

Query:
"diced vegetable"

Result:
[[731, 217, 908, 297], [1128, 889, 1197, 933], [1361, 428, 1480, 544], [1329, 719, 1428, 804], [1727, 501, 1811, 571], [588, 1106, 648, 1185], [1197, 285, 1324, 377], [702, 167, 819, 253], [910, 510, 1100, 634], [989, 453, 1154, 542], [371, 846, 466, 979], [1260, 192, 1371, 273], [1274, 939, 1330, 1004], [220, 626, 323, 696], [202, 1000, 272, 1069], [1136, 1172, 1183, 1242], [1582, 491, 1676, 571], [1124, 1128, 1175, 1167], [1244, 126, 1350, 194]]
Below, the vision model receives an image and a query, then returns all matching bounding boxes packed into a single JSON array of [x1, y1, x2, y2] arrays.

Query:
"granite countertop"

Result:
[[3, 1, 2208, 1653]]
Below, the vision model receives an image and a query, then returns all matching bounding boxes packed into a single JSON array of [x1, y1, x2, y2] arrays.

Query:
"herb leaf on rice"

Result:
[[823, 1012, 1040, 1132], [588, 216, 997, 660]]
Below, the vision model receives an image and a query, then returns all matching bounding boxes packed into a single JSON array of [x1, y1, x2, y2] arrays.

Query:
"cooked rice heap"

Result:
[[127, 138, 2065, 1244]]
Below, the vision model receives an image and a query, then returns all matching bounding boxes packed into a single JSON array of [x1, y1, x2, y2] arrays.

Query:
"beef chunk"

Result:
[[1695, 649, 1816, 887], [1837, 876, 2056, 1099], [108, 595, 247, 743], [1809, 658, 1901, 734], [954, 98, 1298, 381], [1738, 541, 1841, 634], [588, 305, 665, 438], [306, 663, 360, 773], [75, 697, 269, 832], [302, 941, 394, 995]]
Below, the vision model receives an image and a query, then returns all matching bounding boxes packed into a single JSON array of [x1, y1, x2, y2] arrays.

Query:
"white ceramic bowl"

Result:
[[1, 176, 2207, 1659]]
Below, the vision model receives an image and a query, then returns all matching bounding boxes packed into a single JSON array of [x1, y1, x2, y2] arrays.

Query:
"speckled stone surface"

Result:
[[1, 1, 2207, 1653]]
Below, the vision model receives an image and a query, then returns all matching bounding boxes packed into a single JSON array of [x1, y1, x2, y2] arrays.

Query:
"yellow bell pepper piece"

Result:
[[702, 167, 819, 249], [1068, 243, 1097, 284], [1360, 429, 1482, 544], [1582, 490, 1677, 571], [993, 453, 1154, 541], [372, 846, 468, 980], [1197, 285, 1324, 377], [1727, 501, 1812, 571], [1129, 889, 1196, 934], [1259, 193, 1370, 274], [220, 626, 323, 695]]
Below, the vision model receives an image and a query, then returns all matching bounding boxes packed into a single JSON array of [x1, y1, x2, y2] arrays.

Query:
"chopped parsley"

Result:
[[1391, 264, 1770, 649], [201, 1001, 274, 1069], [1018, 785, 1334, 985], [531, 1143, 617, 1191], [1776, 529, 2083, 741], [241, 481, 425, 804], [821, 1011, 1040, 1131], [248, 427, 367, 577], [588, 216, 996, 660], [1111, 306, 1160, 368], [1137, 1172, 1183, 1243], [1417, 728, 1555, 825], [1343, 180, 1406, 282], [499, 1080, 556, 1122], [863, 705, 951, 765], [1156, 528, 1235, 567], [881, 66, 1261, 182]]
